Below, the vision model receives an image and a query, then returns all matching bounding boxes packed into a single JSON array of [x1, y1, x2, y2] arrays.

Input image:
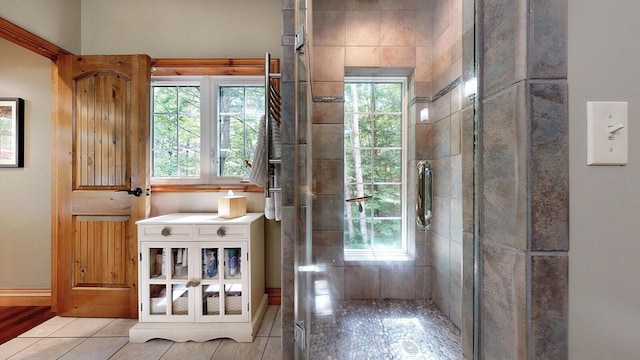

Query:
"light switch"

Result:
[[587, 101, 628, 165]]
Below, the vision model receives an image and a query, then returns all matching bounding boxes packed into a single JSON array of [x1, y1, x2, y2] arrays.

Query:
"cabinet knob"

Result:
[[216, 227, 226, 237], [161, 227, 171, 237], [185, 280, 201, 288]]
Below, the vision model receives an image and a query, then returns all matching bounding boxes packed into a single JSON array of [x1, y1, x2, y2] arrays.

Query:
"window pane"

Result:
[[344, 80, 404, 252], [154, 87, 177, 113], [374, 83, 402, 112], [152, 150, 177, 177], [374, 114, 401, 147], [344, 83, 373, 113], [345, 184, 373, 218], [373, 184, 402, 217], [345, 148, 372, 183], [372, 218, 402, 250], [373, 149, 401, 183], [178, 87, 200, 114], [152, 85, 200, 179], [344, 217, 372, 249], [218, 86, 264, 177], [344, 114, 373, 148]]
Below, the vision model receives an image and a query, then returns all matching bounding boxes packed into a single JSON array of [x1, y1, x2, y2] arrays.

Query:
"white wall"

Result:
[[0, 0, 81, 53], [0, 38, 52, 288], [81, 0, 282, 58], [568, 1, 640, 358]]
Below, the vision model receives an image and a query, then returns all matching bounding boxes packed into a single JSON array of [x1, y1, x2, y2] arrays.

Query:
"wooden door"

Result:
[[52, 55, 151, 317]]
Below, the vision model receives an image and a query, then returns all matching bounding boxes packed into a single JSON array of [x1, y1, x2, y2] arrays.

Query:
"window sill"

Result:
[[344, 250, 414, 265], [151, 184, 264, 193]]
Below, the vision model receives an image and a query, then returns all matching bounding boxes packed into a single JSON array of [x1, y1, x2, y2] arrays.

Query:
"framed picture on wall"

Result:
[[0, 98, 25, 168]]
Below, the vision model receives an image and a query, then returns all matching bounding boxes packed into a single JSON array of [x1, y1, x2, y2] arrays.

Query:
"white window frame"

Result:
[[150, 75, 263, 185], [343, 76, 409, 261]]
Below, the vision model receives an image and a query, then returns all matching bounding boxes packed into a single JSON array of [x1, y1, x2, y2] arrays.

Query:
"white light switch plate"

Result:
[[587, 101, 628, 165]]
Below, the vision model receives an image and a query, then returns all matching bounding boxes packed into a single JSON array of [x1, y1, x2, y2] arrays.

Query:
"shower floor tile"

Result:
[[310, 299, 461, 360]]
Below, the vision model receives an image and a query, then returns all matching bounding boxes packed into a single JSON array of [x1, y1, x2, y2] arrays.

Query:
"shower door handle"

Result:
[[416, 160, 432, 229]]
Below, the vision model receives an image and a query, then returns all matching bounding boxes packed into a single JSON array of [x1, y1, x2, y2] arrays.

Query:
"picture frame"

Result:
[[0, 98, 25, 168]]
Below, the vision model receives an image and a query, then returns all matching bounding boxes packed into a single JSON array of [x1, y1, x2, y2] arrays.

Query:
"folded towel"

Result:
[[270, 115, 282, 159], [249, 114, 283, 222]]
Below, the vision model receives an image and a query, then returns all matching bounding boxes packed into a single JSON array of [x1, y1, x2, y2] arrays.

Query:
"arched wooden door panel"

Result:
[[52, 55, 151, 317]]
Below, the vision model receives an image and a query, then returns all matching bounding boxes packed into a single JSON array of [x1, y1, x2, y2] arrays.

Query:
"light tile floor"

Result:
[[0, 305, 282, 360]]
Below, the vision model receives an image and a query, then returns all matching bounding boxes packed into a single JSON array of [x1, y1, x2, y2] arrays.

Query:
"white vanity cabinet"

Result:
[[129, 213, 266, 343]]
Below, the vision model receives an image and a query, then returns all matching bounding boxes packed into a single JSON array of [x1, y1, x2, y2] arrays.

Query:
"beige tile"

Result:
[[345, 0, 380, 11], [93, 318, 138, 337], [312, 47, 345, 82], [346, 11, 381, 46], [270, 306, 282, 337], [110, 339, 172, 360], [344, 267, 380, 299], [0, 337, 40, 360], [381, 11, 416, 46], [257, 305, 279, 337], [312, 102, 344, 125], [18, 316, 77, 338], [314, 0, 346, 10], [450, 111, 461, 156], [381, 0, 417, 10], [380, 47, 415, 67], [414, 81, 433, 98], [345, 46, 380, 67], [313, 11, 346, 46], [211, 337, 268, 360], [262, 337, 283, 360], [7, 338, 85, 360], [311, 81, 345, 98], [160, 341, 221, 360], [416, 8, 432, 47], [49, 318, 115, 338], [415, 46, 432, 82], [381, 266, 416, 299], [59, 337, 128, 360]]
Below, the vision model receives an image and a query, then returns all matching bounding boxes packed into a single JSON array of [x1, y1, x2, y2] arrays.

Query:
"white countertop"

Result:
[[136, 213, 264, 225]]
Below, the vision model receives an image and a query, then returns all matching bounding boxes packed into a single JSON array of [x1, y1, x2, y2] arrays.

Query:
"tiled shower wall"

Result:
[[415, 0, 466, 332], [282, 0, 569, 359], [479, 0, 569, 358], [309, 0, 466, 317]]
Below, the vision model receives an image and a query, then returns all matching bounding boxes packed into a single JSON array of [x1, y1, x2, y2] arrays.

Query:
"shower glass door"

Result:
[[294, 0, 313, 358]]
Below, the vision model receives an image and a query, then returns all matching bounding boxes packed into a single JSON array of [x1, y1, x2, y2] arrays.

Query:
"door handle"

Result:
[[117, 187, 143, 197]]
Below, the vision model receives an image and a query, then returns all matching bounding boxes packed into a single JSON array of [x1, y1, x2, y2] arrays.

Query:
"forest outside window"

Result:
[[151, 76, 264, 185], [343, 78, 408, 258]]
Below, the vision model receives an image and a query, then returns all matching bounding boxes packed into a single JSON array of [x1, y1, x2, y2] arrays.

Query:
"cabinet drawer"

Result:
[[139, 225, 193, 239], [196, 225, 248, 239]]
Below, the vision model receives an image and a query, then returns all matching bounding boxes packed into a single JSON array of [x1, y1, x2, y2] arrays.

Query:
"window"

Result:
[[344, 78, 407, 256], [151, 76, 264, 184]]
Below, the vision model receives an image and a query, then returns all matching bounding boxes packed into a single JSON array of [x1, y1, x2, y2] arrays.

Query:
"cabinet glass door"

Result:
[[202, 247, 220, 280], [224, 283, 243, 315], [220, 245, 248, 321], [142, 244, 193, 322], [201, 283, 221, 316], [223, 247, 242, 280], [199, 245, 222, 321], [149, 284, 167, 315], [171, 284, 189, 315]]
